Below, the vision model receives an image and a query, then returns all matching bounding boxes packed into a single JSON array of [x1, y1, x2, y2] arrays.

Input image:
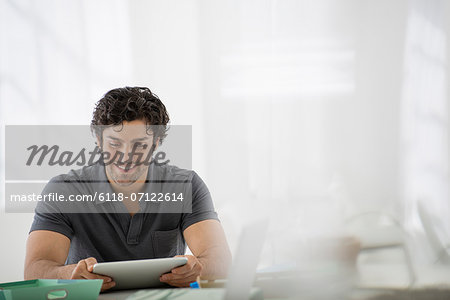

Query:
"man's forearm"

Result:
[[24, 259, 74, 280], [197, 246, 232, 280]]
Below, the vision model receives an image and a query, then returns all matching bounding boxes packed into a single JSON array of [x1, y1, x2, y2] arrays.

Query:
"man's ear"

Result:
[[95, 136, 102, 149], [149, 137, 160, 155]]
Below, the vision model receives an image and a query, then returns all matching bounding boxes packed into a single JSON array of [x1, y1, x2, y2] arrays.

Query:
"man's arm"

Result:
[[160, 219, 232, 287], [24, 230, 115, 291]]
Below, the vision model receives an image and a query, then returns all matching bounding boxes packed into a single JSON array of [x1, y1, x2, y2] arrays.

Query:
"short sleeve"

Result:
[[180, 172, 219, 232], [29, 177, 74, 240]]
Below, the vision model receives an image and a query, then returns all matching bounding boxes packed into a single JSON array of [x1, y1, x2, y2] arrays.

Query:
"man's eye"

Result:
[[109, 143, 121, 148], [136, 144, 148, 149]]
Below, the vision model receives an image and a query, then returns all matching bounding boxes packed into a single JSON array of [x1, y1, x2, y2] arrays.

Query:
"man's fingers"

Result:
[[83, 257, 113, 282], [71, 258, 113, 284], [163, 255, 203, 287], [83, 272, 112, 283], [80, 270, 100, 280], [160, 270, 196, 282], [71, 260, 89, 279], [171, 263, 193, 275], [171, 256, 199, 275], [84, 257, 98, 272], [98, 275, 113, 283], [81, 270, 116, 293], [100, 281, 116, 292]]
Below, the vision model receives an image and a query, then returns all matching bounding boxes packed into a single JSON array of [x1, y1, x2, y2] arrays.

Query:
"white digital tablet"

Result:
[[93, 257, 188, 290]]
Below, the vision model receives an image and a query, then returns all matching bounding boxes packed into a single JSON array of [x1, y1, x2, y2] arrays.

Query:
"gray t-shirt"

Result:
[[29, 162, 218, 264]]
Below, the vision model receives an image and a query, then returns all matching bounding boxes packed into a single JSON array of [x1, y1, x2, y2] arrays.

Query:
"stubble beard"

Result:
[[106, 163, 148, 187]]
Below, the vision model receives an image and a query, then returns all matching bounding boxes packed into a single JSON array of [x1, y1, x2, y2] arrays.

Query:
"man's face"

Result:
[[100, 119, 155, 187]]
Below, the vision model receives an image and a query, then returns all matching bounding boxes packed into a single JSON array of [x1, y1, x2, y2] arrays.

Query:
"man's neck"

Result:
[[111, 180, 146, 195]]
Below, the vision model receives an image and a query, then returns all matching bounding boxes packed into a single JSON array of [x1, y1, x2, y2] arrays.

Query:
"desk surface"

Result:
[[98, 289, 138, 300], [98, 288, 266, 300], [97, 287, 450, 300]]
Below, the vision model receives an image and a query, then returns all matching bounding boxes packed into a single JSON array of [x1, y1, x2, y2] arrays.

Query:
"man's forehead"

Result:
[[103, 124, 154, 139]]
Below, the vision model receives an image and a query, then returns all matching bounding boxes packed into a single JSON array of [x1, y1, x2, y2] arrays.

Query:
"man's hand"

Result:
[[70, 257, 116, 292], [159, 255, 203, 287]]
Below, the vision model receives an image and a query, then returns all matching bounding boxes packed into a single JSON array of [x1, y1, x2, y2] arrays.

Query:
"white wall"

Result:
[[0, 0, 133, 282]]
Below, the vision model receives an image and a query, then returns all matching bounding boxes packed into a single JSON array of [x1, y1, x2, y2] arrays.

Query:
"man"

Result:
[[24, 87, 232, 291]]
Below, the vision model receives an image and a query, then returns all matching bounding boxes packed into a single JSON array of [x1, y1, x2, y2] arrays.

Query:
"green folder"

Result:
[[0, 279, 102, 300]]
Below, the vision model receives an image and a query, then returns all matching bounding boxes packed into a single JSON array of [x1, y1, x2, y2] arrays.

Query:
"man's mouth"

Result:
[[114, 163, 137, 173]]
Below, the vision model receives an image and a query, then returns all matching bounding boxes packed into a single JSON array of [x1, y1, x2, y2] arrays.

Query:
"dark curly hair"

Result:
[[91, 87, 170, 145]]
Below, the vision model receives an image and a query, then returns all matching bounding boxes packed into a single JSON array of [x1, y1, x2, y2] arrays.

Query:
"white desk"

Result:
[[98, 287, 266, 300], [98, 289, 139, 300]]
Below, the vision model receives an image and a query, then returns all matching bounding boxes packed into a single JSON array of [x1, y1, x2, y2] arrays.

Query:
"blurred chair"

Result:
[[417, 201, 450, 264], [345, 211, 416, 287]]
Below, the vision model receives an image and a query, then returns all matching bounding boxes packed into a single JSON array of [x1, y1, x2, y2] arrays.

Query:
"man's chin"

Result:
[[106, 166, 147, 187], [114, 179, 137, 186]]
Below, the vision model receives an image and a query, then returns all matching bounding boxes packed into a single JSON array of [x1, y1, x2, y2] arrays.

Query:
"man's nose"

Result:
[[118, 144, 133, 163]]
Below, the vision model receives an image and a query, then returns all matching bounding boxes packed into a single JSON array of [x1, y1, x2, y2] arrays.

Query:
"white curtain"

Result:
[[400, 0, 449, 235]]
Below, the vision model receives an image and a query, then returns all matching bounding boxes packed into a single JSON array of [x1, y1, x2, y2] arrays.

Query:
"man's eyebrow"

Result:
[[106, 136, 150, 142], [106, 136, 123, 142], [131, 137, 150, 142]]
